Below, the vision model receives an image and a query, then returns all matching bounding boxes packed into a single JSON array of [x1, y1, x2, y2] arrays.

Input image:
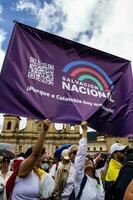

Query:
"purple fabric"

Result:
[[0, 22, 133, 136]]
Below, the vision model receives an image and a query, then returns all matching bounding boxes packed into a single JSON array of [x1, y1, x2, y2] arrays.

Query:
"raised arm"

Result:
[[59, 121, 88, 199], [74, 121, 88, 182], [81, 121, 88, 139], [18, 119, 51, 177]]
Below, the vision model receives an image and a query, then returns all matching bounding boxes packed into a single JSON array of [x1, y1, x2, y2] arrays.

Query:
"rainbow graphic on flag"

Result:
[[63, 60, 114, 91]]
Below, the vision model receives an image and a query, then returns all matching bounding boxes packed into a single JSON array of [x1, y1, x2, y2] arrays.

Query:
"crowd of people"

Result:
[[0, 120, 132, 200]]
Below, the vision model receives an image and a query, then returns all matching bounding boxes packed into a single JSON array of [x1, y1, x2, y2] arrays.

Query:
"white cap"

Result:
[[110, 143, 127, 154], [61, 149, 70, 160]]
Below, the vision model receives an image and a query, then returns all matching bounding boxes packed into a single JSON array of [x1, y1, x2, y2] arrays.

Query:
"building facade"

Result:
[[0, 115, 132, 156]]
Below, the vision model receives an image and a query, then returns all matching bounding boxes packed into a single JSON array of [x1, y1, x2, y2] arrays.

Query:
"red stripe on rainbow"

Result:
[[70, 67, 109, 90]]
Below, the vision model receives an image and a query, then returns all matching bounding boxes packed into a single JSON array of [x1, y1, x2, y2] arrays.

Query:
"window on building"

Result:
[[94, 147, 96, 151], [55, 123, 63, 133], [6, 121, 11, 130], [88, 147, 90, 151], [55, 123, 63, 131], [100, 147, 102, 151], [19, 145, 22, 152], [70, 124, 75, 131]]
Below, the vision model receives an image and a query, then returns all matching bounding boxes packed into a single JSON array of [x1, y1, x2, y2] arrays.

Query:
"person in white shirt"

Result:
[[49, 149, 70, 179], [7, 120, 52, 200], [61, 146, 78, 199], [0, 156, 12, 200], [62, 121, 105, 200]]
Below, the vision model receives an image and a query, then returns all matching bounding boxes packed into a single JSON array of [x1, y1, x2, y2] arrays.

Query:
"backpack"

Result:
[[68, 175, 87, 200]]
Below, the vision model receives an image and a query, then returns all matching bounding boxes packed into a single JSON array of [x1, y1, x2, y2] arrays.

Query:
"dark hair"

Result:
[[24, 147, 46, 159], [95, 153, 108, 169], [24, 147, 33, 158], [1, 156, 10, 163], [17, 153, 25, 158]]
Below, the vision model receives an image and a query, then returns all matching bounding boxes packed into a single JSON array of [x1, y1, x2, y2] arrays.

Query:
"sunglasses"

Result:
[[116, 149, 126, 154], [2, 160, 10, 163]]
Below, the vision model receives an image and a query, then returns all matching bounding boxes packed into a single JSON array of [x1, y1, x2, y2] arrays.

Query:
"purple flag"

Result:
[[0, 22, 133, 136]]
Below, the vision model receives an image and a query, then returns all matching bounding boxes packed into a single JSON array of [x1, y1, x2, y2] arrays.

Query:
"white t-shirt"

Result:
[[39, 173, 55, 198], [0, 170, 12, 200], [76, 175, 104, 200], [61, 138, 105, 200], [12, 171, 40, 200]]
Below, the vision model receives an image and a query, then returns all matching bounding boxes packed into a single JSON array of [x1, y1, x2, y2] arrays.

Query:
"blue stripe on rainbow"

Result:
[[63, 60, 114, 90]]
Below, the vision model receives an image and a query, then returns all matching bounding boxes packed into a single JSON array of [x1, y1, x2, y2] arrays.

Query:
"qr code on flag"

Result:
[[28, 57, 54, 85]]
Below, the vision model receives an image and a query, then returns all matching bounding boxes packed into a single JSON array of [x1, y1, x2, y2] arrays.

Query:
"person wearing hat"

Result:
[[61, 149, 70, 161], [105, 142, 127, 200], [49, 148, 71, 179], [53, 149, 70, 200], [106, 143, 127, 182], [61, 121, 105, 200]]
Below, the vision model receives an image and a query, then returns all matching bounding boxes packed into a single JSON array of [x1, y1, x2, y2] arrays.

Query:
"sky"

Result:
[[0, 0, 133, 131]]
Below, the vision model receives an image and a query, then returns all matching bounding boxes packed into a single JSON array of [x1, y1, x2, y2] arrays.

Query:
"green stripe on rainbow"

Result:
[[63, 60, 114, 91], [78, 75, 104, 91]]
